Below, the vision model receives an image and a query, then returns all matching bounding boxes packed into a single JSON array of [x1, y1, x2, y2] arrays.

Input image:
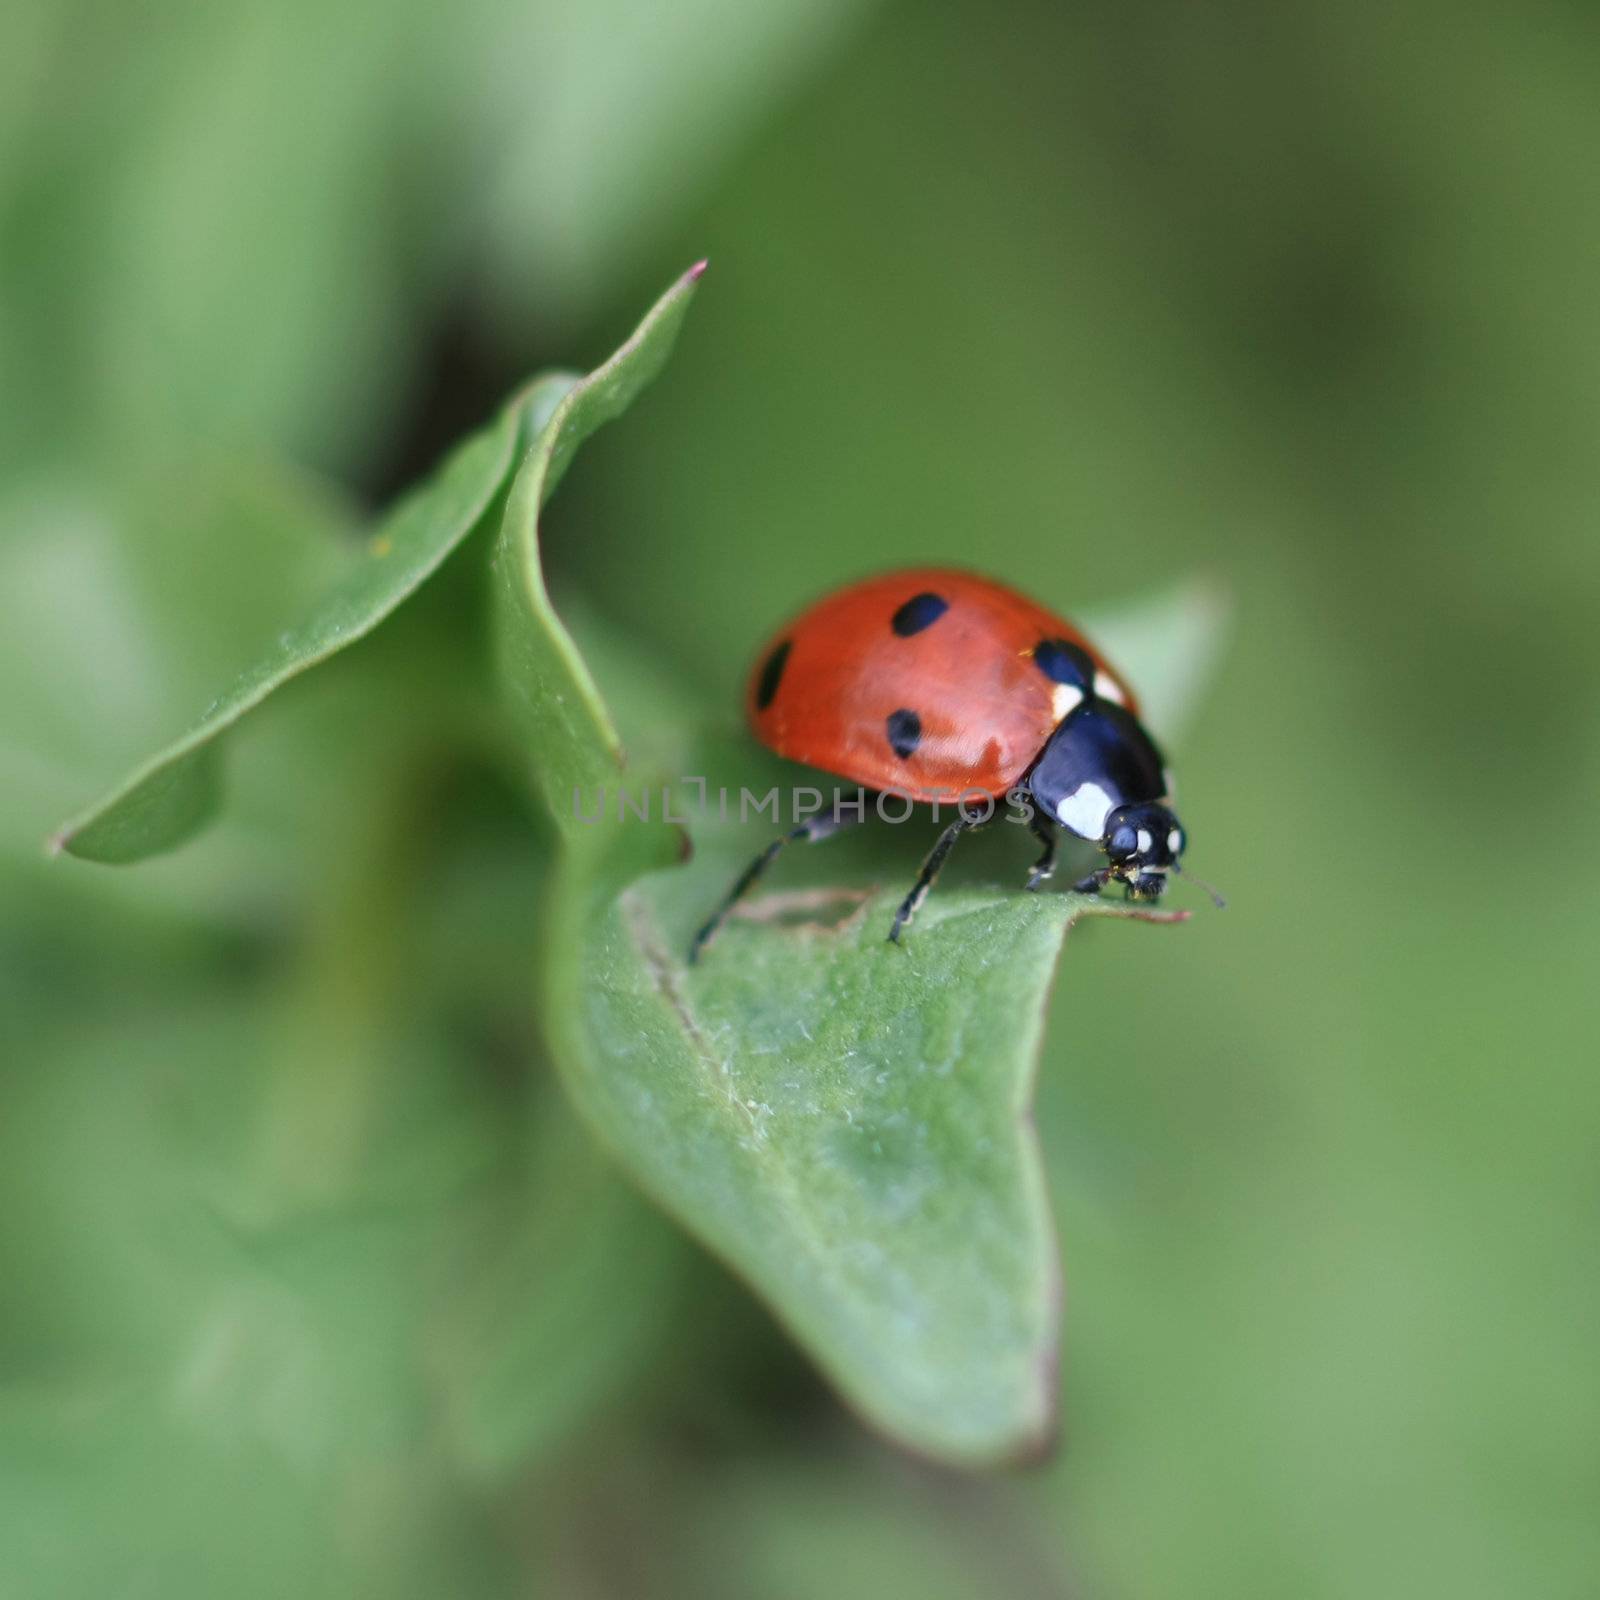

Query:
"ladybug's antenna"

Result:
[[1171, 862, 1227, 910]]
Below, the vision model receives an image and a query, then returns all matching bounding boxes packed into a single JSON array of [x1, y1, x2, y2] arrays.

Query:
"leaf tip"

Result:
[[687, 258, 710, 282], [1008, 1411, 1063, 1471]]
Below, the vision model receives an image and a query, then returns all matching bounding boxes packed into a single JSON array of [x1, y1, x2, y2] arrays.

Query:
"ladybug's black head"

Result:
[[1102, 801, 1184, 900], [1027, 701, 1186, 900]]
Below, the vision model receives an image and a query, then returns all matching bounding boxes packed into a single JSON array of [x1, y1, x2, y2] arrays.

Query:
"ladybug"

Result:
[[691, 567, 1202, 960]]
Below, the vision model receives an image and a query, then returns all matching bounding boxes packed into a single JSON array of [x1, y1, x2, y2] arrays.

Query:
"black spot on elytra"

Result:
[[756, 641, 791, 711], [1033, 637, 1095, 690], [886, 708, 922, 759], [891, 591, 949, 637]]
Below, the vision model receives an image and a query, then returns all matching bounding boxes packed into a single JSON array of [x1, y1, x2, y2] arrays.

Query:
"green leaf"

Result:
[[48, 257, 1222, 1467], [491, 259, 707, 813], [50, 390, 542, 865], [574, 874, 1184, 1463], [489, 269, 1218, 1463]]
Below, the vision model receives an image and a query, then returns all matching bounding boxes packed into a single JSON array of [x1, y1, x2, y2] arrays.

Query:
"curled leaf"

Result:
[[488, 266, 1217, 1462]]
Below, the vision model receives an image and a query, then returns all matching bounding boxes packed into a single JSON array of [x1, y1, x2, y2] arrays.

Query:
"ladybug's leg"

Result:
[[888, 817, 979, 944], [1069, 867, 1113, 896], [689, 806, 863, 963], [1024, 814, 1058, 891]]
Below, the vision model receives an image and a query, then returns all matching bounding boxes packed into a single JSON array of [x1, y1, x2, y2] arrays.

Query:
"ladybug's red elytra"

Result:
[[691, 567, 1196, 960]]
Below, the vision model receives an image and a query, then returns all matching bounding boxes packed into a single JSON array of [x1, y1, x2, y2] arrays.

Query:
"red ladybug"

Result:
[[691, 567, 1197, 959]]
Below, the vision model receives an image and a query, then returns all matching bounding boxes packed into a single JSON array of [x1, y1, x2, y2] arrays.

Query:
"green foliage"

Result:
[[559, 876, 1166, 1462], [11, 3, 1600, 1594], [49, 268, 1216, 1469], [491, 264, 706, 807], [51, 405, 531, 863]]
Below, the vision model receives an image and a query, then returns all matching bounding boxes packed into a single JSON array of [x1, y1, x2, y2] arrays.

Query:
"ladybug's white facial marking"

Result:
[[1055, 781, 1113, 839], [1168, 827, 1182, 855], [1050, 682, 1084, 722], [1136, 828, 1153, 855], [1093, 671, 1126, 705]]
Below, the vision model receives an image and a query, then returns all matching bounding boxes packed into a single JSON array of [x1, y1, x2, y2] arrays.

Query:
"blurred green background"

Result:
[[3, 1, 1597, 1596]]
